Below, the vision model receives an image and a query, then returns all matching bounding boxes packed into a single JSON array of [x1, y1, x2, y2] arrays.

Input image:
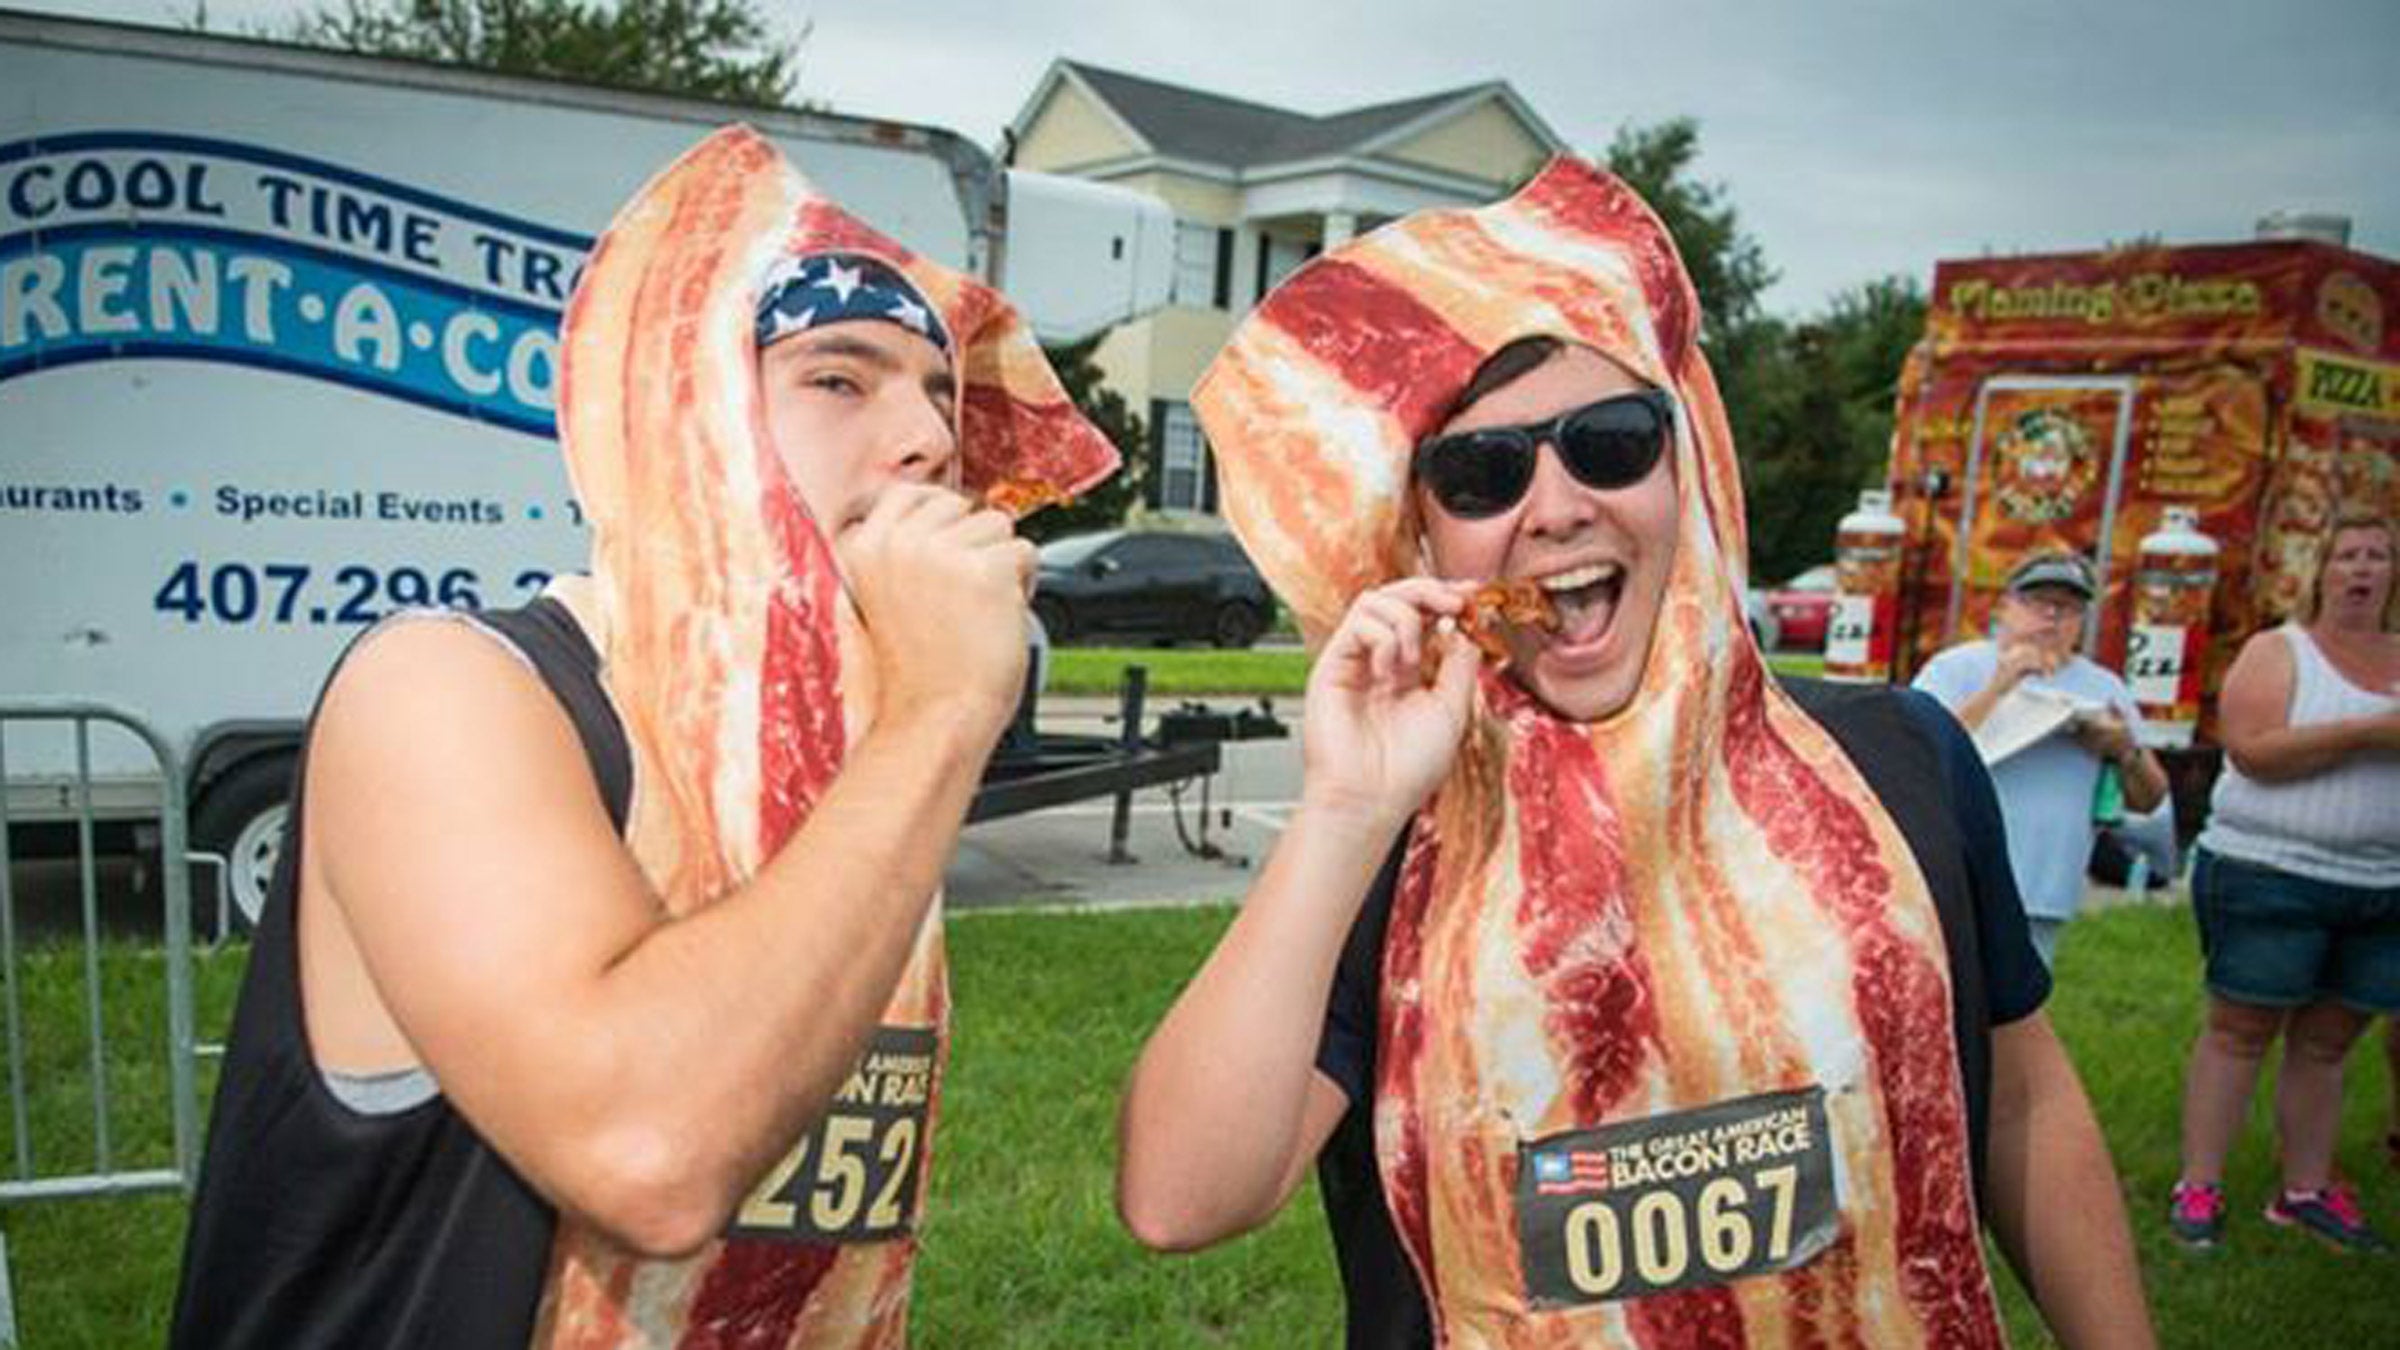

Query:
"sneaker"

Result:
[[2167, 1181, 2226, 1249], [2263, 1186, 2391, 1253]]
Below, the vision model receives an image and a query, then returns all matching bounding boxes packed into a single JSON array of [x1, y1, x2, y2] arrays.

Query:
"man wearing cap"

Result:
[[1914, 551, 2169, 967], [173, 129, 1114, 1347]]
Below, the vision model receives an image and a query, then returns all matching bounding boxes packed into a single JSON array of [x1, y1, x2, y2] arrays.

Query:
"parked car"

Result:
[[1739, 587, 1780, 651], [1032, 529, 1276, 648], [1762, 564, 1837, 651]]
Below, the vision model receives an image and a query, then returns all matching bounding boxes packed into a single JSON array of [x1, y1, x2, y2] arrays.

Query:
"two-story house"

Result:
[[1007, 61, 1564, 515]]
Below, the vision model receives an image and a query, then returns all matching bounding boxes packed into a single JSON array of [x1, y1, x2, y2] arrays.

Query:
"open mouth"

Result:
[[1538, 561, 1625, 647]]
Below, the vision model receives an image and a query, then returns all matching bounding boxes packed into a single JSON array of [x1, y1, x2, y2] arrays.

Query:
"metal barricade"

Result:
[[0, 702, 204, 1346]]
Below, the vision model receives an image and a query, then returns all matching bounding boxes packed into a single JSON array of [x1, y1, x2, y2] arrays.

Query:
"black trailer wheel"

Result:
[[190, 755, 296, 936]]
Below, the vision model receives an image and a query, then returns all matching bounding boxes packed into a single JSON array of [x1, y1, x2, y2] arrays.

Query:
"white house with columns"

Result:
[[1006, 61, 1565, 515]]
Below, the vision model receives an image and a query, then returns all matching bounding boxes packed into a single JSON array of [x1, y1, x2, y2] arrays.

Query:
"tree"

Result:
[[1600, 119, 1793, 575], [1817, 274, 1928, 494], [1024, 335, 1148, 544], [1731, 277, 1929, 584], [1734, 320, 1855, 585], [1602, 118, 1777, 344], [261, 0, 804, 106], [1597, 119, 1929, 583]]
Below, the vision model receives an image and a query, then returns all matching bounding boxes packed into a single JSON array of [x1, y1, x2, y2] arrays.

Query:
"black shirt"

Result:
[[1309, 682, 2048, 1349], [172, 601, 630, 1348]]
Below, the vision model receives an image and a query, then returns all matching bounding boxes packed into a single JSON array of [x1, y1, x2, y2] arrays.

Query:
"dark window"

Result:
[[1146, 398, 1168, 511], [1155, 537, 1216, 567], [1259, 234, 1311, 302], [1111, 536, 1179, 573]]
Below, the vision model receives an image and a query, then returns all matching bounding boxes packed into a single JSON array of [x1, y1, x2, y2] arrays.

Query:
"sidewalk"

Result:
[[953, 686, 2196, 921], [1030, 690, 1296, 731], [944, 790, 1282, 913], [963, 681, 2196, 920], [945, 693, 1300, 912]]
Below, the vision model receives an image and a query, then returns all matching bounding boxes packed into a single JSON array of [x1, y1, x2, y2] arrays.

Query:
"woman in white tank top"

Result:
[[2168, 512, 2400, 1253]]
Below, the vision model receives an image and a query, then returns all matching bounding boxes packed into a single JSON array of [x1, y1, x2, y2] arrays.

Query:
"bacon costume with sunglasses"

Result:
[[1412, 388, 1675, 519], [544, 125, 1114, 1348], [1191, 158, 2005, 1346]]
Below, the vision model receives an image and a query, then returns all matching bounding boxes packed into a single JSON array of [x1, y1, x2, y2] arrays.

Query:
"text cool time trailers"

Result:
[[1, 11, 1174, 920]]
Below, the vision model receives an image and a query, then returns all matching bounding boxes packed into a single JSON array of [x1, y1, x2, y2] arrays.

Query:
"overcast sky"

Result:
[[22, 0, 2399, 316]]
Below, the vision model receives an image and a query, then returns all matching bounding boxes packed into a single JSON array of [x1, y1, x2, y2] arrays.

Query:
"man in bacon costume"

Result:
[[174, 127, 1114, 1347], [1118, 158, 2152, 1347]]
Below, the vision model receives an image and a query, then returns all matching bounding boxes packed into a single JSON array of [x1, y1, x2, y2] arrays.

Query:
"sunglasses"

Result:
[[1411, 388, 1675, 520]]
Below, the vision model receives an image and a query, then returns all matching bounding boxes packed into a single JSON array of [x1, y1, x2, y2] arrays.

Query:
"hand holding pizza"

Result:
[[1299, 578, 1481, 833]]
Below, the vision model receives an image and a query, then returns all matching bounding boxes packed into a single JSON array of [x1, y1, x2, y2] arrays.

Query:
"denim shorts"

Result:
[[2191, 847, 2400, 1013]]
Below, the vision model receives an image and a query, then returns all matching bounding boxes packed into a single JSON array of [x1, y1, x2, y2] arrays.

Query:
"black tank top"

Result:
[[171, 599, 631, 1348]]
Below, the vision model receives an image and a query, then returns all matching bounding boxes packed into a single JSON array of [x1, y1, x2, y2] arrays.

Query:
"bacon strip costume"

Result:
[[539, 126, 1115, 1347], [1192, 159, 2006, 1347]]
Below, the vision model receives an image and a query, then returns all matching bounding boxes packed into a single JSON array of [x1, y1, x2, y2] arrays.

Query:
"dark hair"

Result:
[[1441, 335, 1565, 425]]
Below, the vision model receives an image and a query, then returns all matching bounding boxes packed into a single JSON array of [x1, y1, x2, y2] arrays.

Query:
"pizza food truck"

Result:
[[1, 11, 1175, 921], [1847, 230, 2399, 830]]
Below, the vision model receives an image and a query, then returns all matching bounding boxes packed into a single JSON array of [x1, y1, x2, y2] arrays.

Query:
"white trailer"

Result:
[[0, 11, 1174, 918]]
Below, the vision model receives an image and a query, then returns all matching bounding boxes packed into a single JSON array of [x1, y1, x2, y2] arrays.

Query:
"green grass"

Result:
[[0, 939, 243, 1346], [1046, 646, 1309, 697], [2, 903, 2394, 1346], [1044, 645, 1822, 699], [919, 908, 1339, 1344], [2013, 902, 2399, 1345]]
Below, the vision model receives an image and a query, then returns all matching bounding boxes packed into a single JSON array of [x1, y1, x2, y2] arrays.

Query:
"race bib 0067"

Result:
[[1517, 1086, 1838, 1307], [729, 1025, 938, 1244]]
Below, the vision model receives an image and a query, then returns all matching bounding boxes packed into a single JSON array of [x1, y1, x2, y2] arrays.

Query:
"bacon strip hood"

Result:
[[538, 125, 1115, 1347], [1193, 158, 2004, 1346]]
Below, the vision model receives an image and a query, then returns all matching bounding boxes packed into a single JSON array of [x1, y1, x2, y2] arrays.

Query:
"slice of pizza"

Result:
[[980, 479, 1076, 518], [1458, 578, 1560, 663]]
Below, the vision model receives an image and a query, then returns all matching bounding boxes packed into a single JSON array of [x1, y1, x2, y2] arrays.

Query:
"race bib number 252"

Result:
[[730, 1025, 937, 1245], [1517, 1086, 1837, 1307]]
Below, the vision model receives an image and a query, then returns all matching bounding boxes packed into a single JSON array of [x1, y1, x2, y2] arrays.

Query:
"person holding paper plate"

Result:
[[1913, 550, 2169, 969]]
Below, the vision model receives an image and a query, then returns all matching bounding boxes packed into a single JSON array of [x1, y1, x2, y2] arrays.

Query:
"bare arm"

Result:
[[2117, 743, 2170, 815], [1950, 642, 2054, 731], [1983, 1013, 2156, 1350], [1117, 579, 1479, 1251], [2070, 710, 2169, 815], [1115, 815, 1398, 1249], [304, 488, 1032, 1256], [2215, 629, 2400, 782]]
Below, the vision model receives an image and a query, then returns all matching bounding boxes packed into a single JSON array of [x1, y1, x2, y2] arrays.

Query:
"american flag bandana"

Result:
[[754, 250, 953, 355]]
